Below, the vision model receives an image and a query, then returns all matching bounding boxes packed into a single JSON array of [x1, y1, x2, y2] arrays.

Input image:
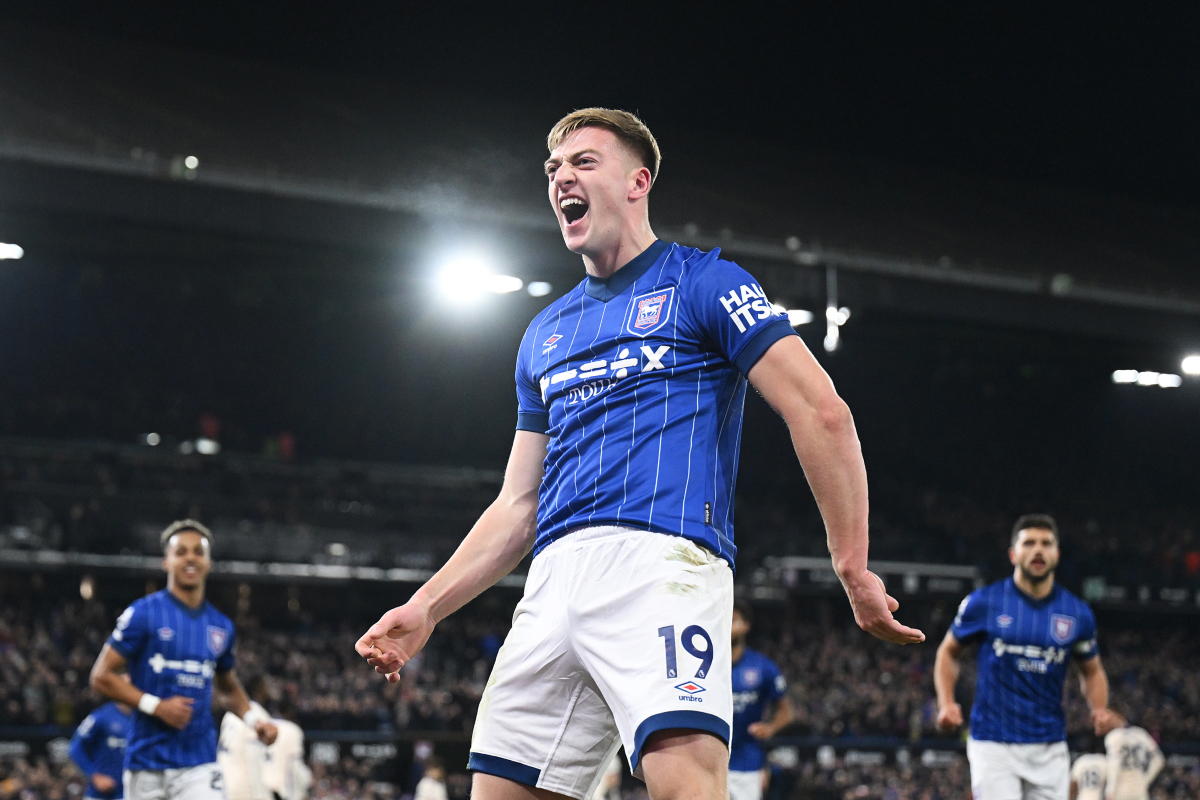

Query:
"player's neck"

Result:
[[168, 581, 206, 609], [1012, 569, 1055, 600], [581, 221, 657, 280], [731, 640, 746, 663]]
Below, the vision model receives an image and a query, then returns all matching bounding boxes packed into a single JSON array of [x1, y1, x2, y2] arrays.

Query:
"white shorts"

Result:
[[469, 526, 734, 800], [124, 764, 226, 800], [727, 769, 764, 800], [966, 738, 1069, 800]]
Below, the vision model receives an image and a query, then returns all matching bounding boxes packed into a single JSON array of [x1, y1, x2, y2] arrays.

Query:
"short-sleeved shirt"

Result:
[[1105, 725, 1163, 800], [729, 648, 787, 771], [107, 590, 236, 770], [69, 701, 131, 798], [514, 240, 797, 568], [950, 578, 1097, 743], [1070, 754, 1107, 800]]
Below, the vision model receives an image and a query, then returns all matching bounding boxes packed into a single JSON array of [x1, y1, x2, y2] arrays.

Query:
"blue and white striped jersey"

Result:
[[730, 648, 787, 771], [950, 578, 1098, 743], [69, 701, 131, 799], [515, 240, 796, 568], [107, 590, 236, 770]]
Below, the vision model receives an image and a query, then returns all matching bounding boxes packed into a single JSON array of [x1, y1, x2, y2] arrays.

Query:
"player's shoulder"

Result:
[[202, 600, 235, 628], [520, 282, 586, 341], [742, 646, 780, 670], [1052, 585, 1095, 615], [668, 243, 748, 283]]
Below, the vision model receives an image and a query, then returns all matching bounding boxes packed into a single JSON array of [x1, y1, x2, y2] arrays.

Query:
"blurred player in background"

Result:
[[935, 514, 1117, 800], [70, 673, 133, 800], [261, 708, 311, 800], [1103, 710, 1163, 800], [217, 701, 270, 800], [414, 756, 448, 800], [728, 599, 792, 800], [358, 107, 922, 800], [89, 520, 277, 800], [1069, 750, 1106, 800]]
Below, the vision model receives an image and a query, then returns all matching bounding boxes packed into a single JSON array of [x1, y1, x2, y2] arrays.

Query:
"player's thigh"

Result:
[[1020, 743, 1069, 800], [571, 533, 734, 777], [168, 763, 226, 800], [125, 770, 168, 800], [640, 729, 728, 800], [726, 768, 764, 800], [472, 773, 580, 800], [966, 739, 1024, 800]]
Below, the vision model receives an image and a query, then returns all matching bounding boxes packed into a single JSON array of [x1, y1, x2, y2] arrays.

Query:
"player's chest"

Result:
[[986, 604, 1078, 672], [148, 620, 229, 670]]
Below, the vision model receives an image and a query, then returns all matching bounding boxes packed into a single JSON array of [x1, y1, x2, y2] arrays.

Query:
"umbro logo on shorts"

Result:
[[674, 681, 705, 695]]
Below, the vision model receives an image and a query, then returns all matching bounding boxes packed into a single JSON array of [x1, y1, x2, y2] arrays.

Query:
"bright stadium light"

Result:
[[488, 275, 524, 294], [1136, 371, 1161, 386], [1112, 370, 1139, 384], [0, 243, 24, 260], [184, 155, 199, 169], [527, 281, 553, 297], [1159, 374, 1182, 388], [1182, 355, 1200, 376], [434, 254, 526, 302]]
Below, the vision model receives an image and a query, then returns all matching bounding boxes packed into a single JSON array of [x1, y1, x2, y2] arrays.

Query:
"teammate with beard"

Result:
[[357, 107, 923, 800], [935, 514, 1118, 800]]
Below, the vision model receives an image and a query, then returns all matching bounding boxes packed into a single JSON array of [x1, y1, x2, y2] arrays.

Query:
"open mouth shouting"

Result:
[[560, 196, 589, 227]]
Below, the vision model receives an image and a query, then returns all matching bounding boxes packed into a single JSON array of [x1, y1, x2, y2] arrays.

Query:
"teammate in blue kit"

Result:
[[935, 514, 1118, 800], [89, 520, 277, 800], [70, 678, 133, 800], [357, 108, 923, 800], [728, 600, 792, 800]]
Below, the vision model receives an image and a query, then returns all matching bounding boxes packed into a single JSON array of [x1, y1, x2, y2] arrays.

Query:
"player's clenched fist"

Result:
[[356, 601, 437, 683], [936, 702, 963, 731], [154, 696, 194, 730]]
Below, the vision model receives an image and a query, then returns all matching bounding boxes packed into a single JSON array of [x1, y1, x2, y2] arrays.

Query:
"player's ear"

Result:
[[628, 166, 653, 201], [1007, 547, 1017, 565]]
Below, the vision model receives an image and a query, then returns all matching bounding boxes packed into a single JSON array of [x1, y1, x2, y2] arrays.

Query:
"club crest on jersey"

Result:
[[996, 614, 1013, 628], [626, 287, 675, 336], [675, 681, 706, 695], [741, 668, 760, 687], [207, 626, 228, 656], [1050, 614, 1076, 643]]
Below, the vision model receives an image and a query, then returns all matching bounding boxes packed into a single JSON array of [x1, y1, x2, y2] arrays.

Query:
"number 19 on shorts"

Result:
[[658, 624, 714, 679]]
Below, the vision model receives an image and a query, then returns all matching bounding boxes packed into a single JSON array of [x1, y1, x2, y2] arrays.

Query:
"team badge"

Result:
[[675, 681, 706, 695], [157, 627, 174, 641], [626, 287, 676, 336], [741, 668, 760, 687], [996, 615, 1013, 628], [1050, 614, 1076, 643], [207, 626, 229, 656]]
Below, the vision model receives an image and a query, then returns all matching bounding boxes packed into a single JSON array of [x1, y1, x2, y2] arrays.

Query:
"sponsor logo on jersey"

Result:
[[996, 614, 1013, 628], [625, 286, 676, 336], [1050, 614, 1076, 643], [732, 689, 758, 713], [717, 283, 779, 333], [208, 625, 228, 656], [541, 346, 672, 404], [991, 637, 1069, 668], [157, 627, 174, 641]]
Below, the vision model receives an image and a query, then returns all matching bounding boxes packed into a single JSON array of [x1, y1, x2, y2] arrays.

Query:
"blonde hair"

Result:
[[160, 519, 213, 551], [547, 108, 661, 184]]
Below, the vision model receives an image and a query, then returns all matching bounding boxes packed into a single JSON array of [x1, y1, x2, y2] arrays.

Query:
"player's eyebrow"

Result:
[[544, 148, 603, 173]]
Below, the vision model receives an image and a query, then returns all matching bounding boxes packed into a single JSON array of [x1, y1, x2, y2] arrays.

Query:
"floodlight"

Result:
[[1111, 370, 1138, 384], [488, 275, 524, 294], [436, 255, 493, 303], [184, 156, 199, 169], [195, 438, 220, 455], [1159, 374, 1182, 388], [787, 309, 814, 326], [527, 281, 553, 297], [0, 243, 24, 260], [1182, 355, 1200, 376], [1136, 371, 1160, 386]]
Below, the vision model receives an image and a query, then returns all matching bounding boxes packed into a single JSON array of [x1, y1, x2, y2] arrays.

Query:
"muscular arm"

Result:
[[934, 630, 966, 729], [357, 431, 548, 679], [747, 336, 923, 644], [1077, 656, 1118, 735], [89, 644, 193, 730]]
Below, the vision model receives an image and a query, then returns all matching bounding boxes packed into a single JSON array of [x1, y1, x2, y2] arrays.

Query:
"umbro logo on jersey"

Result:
[[675, 681, 706, 695], [718, 283, 780, 333], [542, 334, 562, 353], [996, 615, 1013, 628], [626, 287, 676, 336], [157, 627, 174, 641]]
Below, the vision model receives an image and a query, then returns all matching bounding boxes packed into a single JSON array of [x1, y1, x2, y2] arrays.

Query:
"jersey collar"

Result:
[[584, 240, 668, 302], [1008, 576, 1060, 608], [165, 589, 210, 619]]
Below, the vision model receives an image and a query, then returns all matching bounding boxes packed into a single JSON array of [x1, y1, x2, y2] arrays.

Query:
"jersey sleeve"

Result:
[[765, 659, 787, 703], [107, 602, 149, 661], [514, 321, 550, 434], [216, 625, 237, 672], [1073, 606, 1099, 660], [683, 252, 797, 375], [949, 590, 988, 643], [68, 713, 100, 774]]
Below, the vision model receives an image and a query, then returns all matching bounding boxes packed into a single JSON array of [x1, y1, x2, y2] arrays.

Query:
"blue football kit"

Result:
[[515, 240, 797, 567], [107, 590, 236, 770], [70, 701, 132, 799], [950, 578, 1098, 742], [729, 648, 787, 772]]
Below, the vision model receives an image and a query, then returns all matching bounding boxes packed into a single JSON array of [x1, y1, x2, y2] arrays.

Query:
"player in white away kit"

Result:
[[356, 108, 924, 800], [935, 515, 1118, 800], [1103, 718, 1163, 800], [1069, 752, 1106, 800], [90, 521, 277, 800]]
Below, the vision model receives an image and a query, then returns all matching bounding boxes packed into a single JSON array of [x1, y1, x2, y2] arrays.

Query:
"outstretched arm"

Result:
[[357, 430, 548, 681], [934, 630, 966, 730], [748, 336, 923, 644], [214, 670, 277, 745]]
